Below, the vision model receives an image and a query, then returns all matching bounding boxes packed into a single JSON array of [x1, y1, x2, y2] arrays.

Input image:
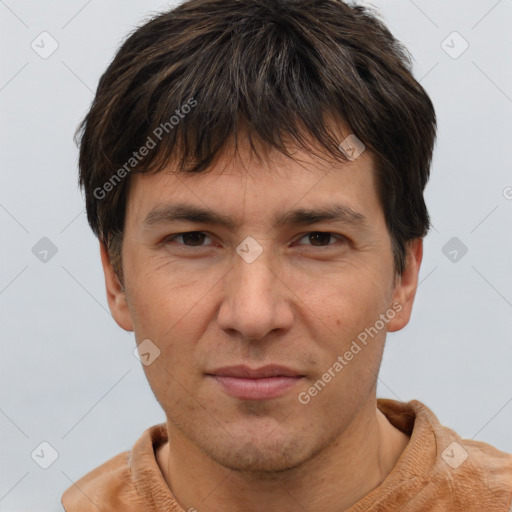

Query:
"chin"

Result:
[[205, 433, 311, 475]]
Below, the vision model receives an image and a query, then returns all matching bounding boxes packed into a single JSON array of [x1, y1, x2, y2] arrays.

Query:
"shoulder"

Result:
[[402, 399, 512, 507], [376, 398, 512, 509], [61, 424, 169, 512], [448, 436, 512, 497], [61, 451, 142, 511], [420, 435, 512, 510]]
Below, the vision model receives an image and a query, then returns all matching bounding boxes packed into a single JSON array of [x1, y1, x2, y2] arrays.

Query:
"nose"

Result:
[[217, 246, 294, 341]]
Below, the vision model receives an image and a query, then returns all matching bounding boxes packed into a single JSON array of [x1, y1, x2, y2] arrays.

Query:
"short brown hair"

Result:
[[76, 0, 436, 281]]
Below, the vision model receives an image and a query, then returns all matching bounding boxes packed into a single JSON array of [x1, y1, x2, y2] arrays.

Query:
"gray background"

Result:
[[1, 0, 511, 510]]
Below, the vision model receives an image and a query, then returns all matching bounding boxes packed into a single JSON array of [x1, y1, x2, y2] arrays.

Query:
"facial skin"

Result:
[[101, 132, 422, 512]]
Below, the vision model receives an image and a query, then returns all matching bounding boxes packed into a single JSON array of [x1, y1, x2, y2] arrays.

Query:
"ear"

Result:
[[99, 242, 134, 331], [386, 238, 423, 332]]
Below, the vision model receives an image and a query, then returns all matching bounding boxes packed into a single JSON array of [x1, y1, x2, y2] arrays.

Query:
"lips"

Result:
[[205, 365, 305, 400], [207, 364, 304, 379]]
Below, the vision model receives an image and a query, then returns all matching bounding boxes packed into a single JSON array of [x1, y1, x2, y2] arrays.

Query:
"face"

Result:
[[102, 135, 421, 473]]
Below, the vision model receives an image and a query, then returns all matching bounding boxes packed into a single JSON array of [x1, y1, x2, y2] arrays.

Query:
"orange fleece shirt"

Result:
[[62, 399, 512, 511]]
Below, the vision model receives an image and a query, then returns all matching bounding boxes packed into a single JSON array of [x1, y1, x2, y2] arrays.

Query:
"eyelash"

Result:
[[163, 231, 347, 249]]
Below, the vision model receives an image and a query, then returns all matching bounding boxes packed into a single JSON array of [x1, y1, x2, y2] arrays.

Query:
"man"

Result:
[[62, 0, 512, 510]]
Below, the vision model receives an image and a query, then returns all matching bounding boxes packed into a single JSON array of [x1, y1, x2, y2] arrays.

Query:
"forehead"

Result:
[[125, 136, 382, 231]]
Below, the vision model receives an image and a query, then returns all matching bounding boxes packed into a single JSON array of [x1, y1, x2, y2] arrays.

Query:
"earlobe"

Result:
[[386, 238, 423, 333], [99, 242, 134, 332]]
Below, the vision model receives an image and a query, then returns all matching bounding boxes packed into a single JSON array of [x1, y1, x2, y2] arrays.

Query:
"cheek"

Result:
[[299, 271, 390, 413], [130, 271, 213, 404], [302, 264, 391, 341], [126, 262, 221, 362]]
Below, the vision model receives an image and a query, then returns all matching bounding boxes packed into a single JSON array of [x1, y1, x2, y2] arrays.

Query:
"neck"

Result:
[[156, 397, 409, 512]]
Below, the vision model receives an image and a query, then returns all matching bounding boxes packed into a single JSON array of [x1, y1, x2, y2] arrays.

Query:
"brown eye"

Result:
[[166, 231, 211, 247], [295, 232, 345, 247]]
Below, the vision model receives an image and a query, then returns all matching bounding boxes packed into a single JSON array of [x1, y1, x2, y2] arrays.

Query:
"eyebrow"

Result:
[[142, 202, 367, 230]]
